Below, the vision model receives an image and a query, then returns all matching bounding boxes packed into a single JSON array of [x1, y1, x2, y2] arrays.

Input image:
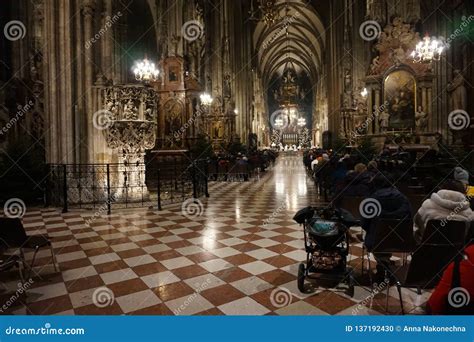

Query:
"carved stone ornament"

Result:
[[104, 121, 156, 154], [368, 18, 430, 76], [103, 85, 157, 123], [101, 85, 158, 153]]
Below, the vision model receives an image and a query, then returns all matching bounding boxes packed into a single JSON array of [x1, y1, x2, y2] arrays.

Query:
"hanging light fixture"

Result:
[[200, 93, 213, 106], [410, 35, 446, 63], [297, 117, 306, 127], [259, 0, 278, 25], [275, 117, 284, 127], [248, 0, 279, 25], [360, 88, 368, 98], [133, 58, 159, 82]]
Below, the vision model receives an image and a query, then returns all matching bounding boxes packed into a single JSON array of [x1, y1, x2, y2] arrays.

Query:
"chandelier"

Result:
[[133, 58, 159, 82], [200, 93, 213, 106], [275, 117, 284, 127], [410, 35, 446, 63], [249, 0, 279, 25], [297, 117, 306, 127]]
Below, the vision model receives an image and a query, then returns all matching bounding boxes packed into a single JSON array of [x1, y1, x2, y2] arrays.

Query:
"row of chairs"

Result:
[[338, 195, 427, 219], [0, 218, 58, 284], [367, 218, 469, 314], [337, 196, 472, 314]]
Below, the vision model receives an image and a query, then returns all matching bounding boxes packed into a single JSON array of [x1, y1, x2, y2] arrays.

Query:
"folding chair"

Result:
[[0, 218, 58, 278]]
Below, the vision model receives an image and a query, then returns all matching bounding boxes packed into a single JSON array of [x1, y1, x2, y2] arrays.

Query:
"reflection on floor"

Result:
[[0, 154, 429, 315]]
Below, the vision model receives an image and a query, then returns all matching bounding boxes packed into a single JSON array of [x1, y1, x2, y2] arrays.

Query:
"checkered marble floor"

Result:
[[0, 154, 430, 315]]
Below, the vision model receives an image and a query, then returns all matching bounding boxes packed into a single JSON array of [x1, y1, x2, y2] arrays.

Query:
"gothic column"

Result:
[[43, 0, 75, 164], [82, 0, 96, 163]]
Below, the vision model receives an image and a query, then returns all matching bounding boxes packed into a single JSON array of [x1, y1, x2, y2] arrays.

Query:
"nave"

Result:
[[1, 154, 427, 315]]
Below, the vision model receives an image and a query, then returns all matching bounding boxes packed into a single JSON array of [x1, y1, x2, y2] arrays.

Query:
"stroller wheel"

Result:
[[297, 263, 306, 293]]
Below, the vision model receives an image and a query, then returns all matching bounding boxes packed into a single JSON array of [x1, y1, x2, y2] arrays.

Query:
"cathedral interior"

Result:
[[0, 0, 473, 316]]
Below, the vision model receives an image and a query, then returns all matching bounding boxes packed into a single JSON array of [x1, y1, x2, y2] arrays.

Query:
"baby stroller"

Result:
[[293, 206, 356, 297]]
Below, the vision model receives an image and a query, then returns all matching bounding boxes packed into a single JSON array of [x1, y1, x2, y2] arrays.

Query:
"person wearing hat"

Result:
[[454, 167, 474, 197]]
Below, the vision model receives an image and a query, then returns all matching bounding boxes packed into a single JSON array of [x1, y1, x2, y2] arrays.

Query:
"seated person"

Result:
[[339, 170, 371, 197], [361, 175, 412, 277], [426, 243, 474, 315], [354, 163, 367, 174], [413, 179, 474, 243], [366, 160, 379, 178], [337, 163, 373, 197], [454, 166, 474, 197], [310, 157, 319, 172]]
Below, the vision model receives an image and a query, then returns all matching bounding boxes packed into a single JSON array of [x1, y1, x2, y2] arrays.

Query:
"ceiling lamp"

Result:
[[249, 0, 279, 24], [133, 58, 159, 82], [360, 88, 368, 98], [275, 117, 284, 127], [259, 0, 278, 24], [200, 93, 213, 106], [297, 117, 306, 127], [410, 35, 446, 63]]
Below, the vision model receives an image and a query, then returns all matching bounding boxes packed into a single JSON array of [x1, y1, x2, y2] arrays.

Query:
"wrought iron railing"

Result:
[[206, 157, 276, 182], [46, 160, 209, 213]]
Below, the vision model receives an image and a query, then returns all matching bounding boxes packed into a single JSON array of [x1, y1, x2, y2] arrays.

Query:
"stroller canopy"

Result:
[[307, 218, 341, 237]]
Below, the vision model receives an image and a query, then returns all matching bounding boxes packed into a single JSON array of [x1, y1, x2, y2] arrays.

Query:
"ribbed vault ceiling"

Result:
[[253, 0, 325, 85]]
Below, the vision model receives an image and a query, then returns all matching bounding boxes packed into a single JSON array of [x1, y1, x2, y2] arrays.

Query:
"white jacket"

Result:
[[414, 190, 474, 241]]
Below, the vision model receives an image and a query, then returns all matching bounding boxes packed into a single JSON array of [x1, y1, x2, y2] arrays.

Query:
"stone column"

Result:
[[43, 0, 58, 163], [367, 86, 374, 133], [82, 0, 96, 163], [43, 0, 75, 164], [374, 86, 381, 133], [427, 87, 433, 131], [102, 0, 114, 81]]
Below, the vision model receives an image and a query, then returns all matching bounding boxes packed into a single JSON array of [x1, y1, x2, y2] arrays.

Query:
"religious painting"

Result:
[[169, 66, 179, 82], [212, 121, 224, 139], [163, 100, 184, 135], [383, 70, 416, 130]]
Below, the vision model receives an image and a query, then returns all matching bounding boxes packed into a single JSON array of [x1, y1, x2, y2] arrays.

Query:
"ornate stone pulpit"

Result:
[[102, 85, 157, 200]]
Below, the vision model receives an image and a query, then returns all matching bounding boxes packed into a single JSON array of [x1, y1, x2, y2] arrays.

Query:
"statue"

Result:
[[225, 100, 235, 116], [273, 89, 279, 101], [170, 35, 179, 56], [379, 109, 390, 132], [206, 75, 212, 93], [447, 69, 467, 111], [123, 99, 137, 120], [223, 74, 231, 99], [344, 69, 352, 92], [211, 96, 222, 116], [370, 56, 380, 74], [415, 106, 428, 132], [390, 47, 406, 65]]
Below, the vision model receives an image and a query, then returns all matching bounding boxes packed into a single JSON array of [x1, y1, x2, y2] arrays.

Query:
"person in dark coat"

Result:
[[341, 171, 372, 197]]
